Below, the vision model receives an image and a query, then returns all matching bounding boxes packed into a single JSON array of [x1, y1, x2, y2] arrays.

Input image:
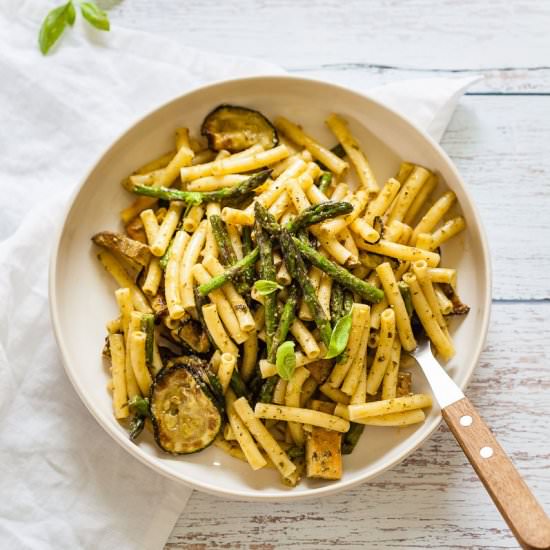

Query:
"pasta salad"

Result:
[[94, 104, 469, 486]]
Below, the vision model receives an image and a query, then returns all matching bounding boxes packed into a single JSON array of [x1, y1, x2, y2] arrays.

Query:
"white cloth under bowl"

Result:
[[0, 1, 479, 548]]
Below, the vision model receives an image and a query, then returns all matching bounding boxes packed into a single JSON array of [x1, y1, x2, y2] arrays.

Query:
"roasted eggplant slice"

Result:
[[440, 283, 471, 316], [166, 354, 209, 372], [125, 217, 147, 243], [92, 231, 151, 267], [179, 319, 211, 354], [201, 104, 278, 153], [166, 355, 225, 413], [150, 365, 222, 454]]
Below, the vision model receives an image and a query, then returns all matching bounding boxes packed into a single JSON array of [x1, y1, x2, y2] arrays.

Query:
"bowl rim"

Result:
[[49, 74, 492, 501]]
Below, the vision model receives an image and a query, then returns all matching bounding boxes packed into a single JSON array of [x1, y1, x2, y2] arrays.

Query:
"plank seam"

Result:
[[492, 299, 550, 304], [289, 63, 550, 73]]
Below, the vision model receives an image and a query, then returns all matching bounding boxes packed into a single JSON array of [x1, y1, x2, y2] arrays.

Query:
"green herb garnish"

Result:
[[253, 279, 283, 296], [325, 310, 353, 359], [276, 341, 296, 381], [38, 1, 110, 55]]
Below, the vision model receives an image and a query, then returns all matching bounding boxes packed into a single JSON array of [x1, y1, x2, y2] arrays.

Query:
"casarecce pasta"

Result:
[[94, 104, 470, 486]]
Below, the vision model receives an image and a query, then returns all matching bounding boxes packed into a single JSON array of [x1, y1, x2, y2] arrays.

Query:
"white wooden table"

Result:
[[109, 2, 550, 547]]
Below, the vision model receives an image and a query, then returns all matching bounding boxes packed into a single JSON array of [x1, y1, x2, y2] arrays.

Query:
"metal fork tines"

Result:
[[409, 337, 464, 410]]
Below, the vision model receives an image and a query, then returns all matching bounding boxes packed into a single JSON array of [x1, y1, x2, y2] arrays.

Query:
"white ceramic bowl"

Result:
[[49, 76, 491, 501]]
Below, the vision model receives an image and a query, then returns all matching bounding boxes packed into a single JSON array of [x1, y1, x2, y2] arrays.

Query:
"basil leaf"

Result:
[[276, 341, 296, 381], [38, 2, 74, 55], [325, 311, 353, 359], [253, 279, 283, 296], [65, 1, 76, 26], [80, 1, 110, 31]]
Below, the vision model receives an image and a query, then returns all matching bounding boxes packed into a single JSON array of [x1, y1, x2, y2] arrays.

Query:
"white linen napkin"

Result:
[[0, 2, 479, 549]]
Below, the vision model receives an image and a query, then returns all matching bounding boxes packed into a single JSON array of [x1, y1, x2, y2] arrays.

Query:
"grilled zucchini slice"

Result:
[[201, 104, 278, 153], [150, 364, 222, 454]]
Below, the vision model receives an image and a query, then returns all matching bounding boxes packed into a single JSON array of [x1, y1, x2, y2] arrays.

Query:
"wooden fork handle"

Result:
[[442, 397, 550, 550]]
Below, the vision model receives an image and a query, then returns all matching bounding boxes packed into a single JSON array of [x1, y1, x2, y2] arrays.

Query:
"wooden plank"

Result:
[[110, 0, 550, 90], [167, 302, 550, 549], [442, 96, 550, 300]]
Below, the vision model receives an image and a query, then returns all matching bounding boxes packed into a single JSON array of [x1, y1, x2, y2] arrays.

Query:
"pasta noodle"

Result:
[[276, 116, 348, 175], [387, 166, 431, 224], [226, 390, 267, 470], [165, 230, 190, 319], [201, 303, 239, 355], [285, 367, 311, 445], [326, 113, 378, 193], [108, 333, 129, 419], [180, 220, 208, 311], [411, 191, 456, 244], [218, 352, 237, 393], [192, 264, 248, 343], [376, 262, 416, 351], [349, 394, 433, 420], [366, 308, 396, 395], [233, 398, 296, 478], [202, 255, 255, 333], [402, 272, 455, 361], [327, 304, 370, 388], [151, 201, 184, 256], [255, 403, 350, 433]]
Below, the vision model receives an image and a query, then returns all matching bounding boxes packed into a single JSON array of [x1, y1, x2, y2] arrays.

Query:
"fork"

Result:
[[410, 337, 550, 550]]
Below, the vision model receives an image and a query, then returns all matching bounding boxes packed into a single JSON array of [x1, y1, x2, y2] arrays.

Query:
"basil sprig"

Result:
[[325, 310, 353, 359], [38, 0, 110, 55], [253, 279, 283, 296], [276, 341, 296, 381], [80, 2, 110, 31]]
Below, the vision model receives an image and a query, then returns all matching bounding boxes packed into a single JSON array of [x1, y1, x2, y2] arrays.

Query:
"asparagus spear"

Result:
[[258, 376, 278, 404], [253, 200, 280, 234], [140, 314, 155, 366], [255, 200, 352, 236], [199, 201, 352, 296], [230, 369, 250, 400], [318, 172, 333, 194], [255, 208, 279, 356], [159, 238, 174, 271], [128, 396, 150, 442], [292, 237, 384, 303], [245, 202, 331, 350], [209, 215, 238, 266], [279, 228, 332, 347], [248, 367, 265, 404], [241, 225, 256, 287], [209, 214, 249, 294], [205, 371, 225, 415], [197, 248, 259, 296], [268, 284, 298, 363], [254, 202, 333, 346], [133, 169, 272, 205], [287, 446, 305, 459], [342, 422, 365, 454], [330, 283, 344, 322], [285, 201, 352, 234], [398, 281, 413, 318], [342, 289, 354, 316]]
